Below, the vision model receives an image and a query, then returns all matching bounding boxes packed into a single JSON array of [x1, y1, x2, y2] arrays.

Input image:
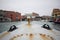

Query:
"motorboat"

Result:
[[0, 17, 60, 40]]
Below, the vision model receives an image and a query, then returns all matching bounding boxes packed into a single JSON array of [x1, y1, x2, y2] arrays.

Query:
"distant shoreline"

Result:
[[0, 21, 21, 23]]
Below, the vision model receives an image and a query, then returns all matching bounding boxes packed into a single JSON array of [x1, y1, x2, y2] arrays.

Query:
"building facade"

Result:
[[52, 9, 60, 17], [21, 12, 41, 21], [0, 10, 21, 22], [52, 9, 60, 23], [5, 11, 21, 21]]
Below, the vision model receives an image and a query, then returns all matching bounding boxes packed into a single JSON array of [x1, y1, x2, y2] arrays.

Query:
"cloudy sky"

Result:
[[0, 0, 60, 16]]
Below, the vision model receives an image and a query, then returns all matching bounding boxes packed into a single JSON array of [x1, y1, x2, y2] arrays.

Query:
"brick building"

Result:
[[0, 10, 21, 22], [4, 11, 21, 21]]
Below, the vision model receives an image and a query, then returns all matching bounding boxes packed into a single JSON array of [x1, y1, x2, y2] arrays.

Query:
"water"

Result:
[[0, 21, 21, 33], [0, 21, 60, 33]]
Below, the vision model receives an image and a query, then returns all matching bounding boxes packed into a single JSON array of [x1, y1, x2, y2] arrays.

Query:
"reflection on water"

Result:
[[0, 21, 60, 33]]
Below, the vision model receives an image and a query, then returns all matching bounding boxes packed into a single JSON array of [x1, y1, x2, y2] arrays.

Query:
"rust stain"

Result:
[[0, 32, 10, 38], [13, 36, 17, 38], [29, 33, 34, 40], [26, 34, 28, 36], [27, 24, 31, 28], [17, 35, 20, 37], [10, 36, 17, 40], [10, 35, 21, 40], [27, 18, 31, 28], [10, 33, 54, 40], [20, 34, 23, 36], [39, 34, 53, 40], [50, 37, 54, 40], [10, 34, 24, 40], [10, 38, 14, 40]]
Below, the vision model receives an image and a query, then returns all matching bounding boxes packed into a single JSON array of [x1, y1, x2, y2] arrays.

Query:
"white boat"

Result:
[[0, 21, 60, 40]]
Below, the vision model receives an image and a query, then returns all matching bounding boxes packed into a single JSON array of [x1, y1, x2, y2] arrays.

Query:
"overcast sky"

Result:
[[0, 0, 60, 16]]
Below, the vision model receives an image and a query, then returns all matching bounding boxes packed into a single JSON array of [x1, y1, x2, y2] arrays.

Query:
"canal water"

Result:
[[0, 21, 60, 33]]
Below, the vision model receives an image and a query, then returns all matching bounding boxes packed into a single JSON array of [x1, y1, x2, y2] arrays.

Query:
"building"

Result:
[[52, 9, 60, 23], [21, 15, 27, 21], [32, 12, 41, 21], [52, 9, 60, 17], [21, 12, 41, 21], [4, 11, 21, 21], [0, 10, 7, 22], [0, 10, 21, 22], [32, 12, 39, 16], [41, 16, 50, 20]]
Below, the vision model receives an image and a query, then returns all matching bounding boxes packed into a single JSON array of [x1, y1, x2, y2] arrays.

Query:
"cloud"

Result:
[[0, 0, 60, 16]]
